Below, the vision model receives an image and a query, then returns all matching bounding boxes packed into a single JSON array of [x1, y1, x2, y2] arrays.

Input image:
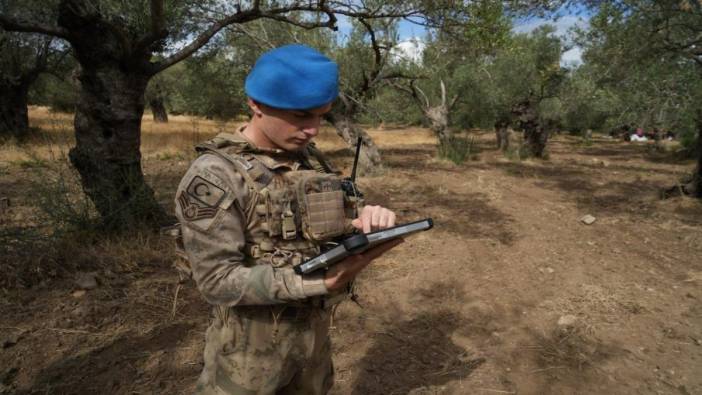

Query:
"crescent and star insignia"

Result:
[[177, 176, 227, 221]]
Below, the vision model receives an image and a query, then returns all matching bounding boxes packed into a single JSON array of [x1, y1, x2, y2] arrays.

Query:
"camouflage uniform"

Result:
[[175, 129, 356, 394]]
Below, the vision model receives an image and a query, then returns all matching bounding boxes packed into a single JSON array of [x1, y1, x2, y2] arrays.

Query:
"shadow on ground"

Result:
[[350, 310, 485, 395], [364, 182, 516, 244], [493, 161, 674, 218], [18, 322, 199, 395]]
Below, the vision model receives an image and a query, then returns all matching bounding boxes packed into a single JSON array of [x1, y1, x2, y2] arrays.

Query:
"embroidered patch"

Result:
[[186, 176, 226, 207], [177, 192, 218, 221], [177, 176, 227, 222]]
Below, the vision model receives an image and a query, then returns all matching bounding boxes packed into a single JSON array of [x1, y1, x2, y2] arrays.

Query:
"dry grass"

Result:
[[0, 107, 246, 163], [0, 107, 438, 165], [528, 324, 611, 374]]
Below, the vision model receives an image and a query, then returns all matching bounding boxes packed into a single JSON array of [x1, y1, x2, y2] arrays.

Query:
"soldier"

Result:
[[175, 44, 400, 394]]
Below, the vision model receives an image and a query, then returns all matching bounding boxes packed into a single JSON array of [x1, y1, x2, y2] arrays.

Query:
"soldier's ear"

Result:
[[247, 98, 263, 117]]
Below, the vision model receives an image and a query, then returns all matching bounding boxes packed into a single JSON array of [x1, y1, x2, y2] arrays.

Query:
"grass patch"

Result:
[[0, 141, 178, 288], [154, 151, 187, 161], [18, 157, 50, 169], [437, 135, 479, 164], [531, 324, 613, 373], [579, 136, 594, 147]]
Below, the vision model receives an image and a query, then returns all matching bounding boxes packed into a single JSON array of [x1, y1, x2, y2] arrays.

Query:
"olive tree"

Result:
[[572, 0, 702, 196], [0, 30, 67, 139], [0, 0, 421, 229]]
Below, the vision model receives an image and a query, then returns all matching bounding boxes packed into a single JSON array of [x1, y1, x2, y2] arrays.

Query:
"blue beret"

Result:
[[245, 44, 339, 110]]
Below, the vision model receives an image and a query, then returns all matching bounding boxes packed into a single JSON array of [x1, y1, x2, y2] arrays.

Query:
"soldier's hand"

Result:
[[351, 205, 397, 234], [323, 238, 403, 291]]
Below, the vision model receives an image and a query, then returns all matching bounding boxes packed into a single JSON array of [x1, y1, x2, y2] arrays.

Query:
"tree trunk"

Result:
[[150, 96, 168, 123], [425, 105, 452, 143], [524, 123, 549, 158], [494, 121, 510, 152], [325, 112, 382, 176], [513, 99, 548, 158], [68, 66, 166, 229], [0, 82, 30, 140], [694, 109, 702, 198]]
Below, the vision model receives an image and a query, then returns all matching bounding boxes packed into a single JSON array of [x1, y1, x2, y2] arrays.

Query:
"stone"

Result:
[[1, 333, 20, 349], [72, 290, 86, 298], [557, 314, 578, 327], [75, 272, 98, 290], [580, 214, 596, 225], [0, 366, 18, 384], [71, 305, 90, 317]]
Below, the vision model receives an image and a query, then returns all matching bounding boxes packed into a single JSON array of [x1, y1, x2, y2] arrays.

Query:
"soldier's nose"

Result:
[[302, 127, 319, 137]]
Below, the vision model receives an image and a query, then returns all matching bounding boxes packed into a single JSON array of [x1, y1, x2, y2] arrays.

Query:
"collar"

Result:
[[232, 125, 311, 171]]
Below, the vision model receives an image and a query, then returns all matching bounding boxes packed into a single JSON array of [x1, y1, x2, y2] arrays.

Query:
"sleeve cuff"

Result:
[[301, 271, 329, 297]]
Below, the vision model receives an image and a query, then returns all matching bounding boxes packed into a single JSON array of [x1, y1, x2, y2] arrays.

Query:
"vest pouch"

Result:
[[295, 172, 346, 241], [263, 187, 297, 238]]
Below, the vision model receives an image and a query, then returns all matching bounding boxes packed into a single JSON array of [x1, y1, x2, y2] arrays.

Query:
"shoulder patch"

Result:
[[177, 176, 227, 222], [186, 176, 226, 207], [177, 191, 218, 221]]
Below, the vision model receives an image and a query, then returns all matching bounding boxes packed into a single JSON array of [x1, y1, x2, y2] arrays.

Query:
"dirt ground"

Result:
[[1, 111, 701, 394]]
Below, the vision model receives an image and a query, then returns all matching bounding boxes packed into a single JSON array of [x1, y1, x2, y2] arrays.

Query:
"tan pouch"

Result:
[[294, 172, 346, 241]]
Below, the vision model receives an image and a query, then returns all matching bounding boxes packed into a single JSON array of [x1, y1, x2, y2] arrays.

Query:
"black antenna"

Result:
[[350, 136, 362, 182]]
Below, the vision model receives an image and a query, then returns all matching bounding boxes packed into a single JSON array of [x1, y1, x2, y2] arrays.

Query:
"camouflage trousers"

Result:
[[194, 304, 334, 395]]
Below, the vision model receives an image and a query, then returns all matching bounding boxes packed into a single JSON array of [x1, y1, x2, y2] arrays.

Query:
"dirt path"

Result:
[[1, 129, 700, 394]]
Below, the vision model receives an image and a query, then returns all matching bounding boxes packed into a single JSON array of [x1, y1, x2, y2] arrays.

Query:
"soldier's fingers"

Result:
[[388, 211, 396, 227], [377, 209, 388, 229], [378, 209, 396, 229], [371, 207, 381, 231], [360, 206, 374, 233], [351, 218, 363, 230]]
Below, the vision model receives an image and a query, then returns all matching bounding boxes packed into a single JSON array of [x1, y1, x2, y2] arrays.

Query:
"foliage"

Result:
[[447, 25, 566, 130], [571, 1, 702, 147], [437, 134, 477, 164]]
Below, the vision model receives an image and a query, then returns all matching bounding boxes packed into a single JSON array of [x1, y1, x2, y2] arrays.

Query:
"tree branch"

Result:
[[149, 10, 263, 75], [359, 18, 383, 85], [0, 15, 71, 40], [151, 0, 165, 36], [150, 2, 342, 75], [412, 80, 430, 109], [227, 23, 275, 50], [449, 94, 460, 111], [439, 79, 446, 107], [134, 0, 168, 53], [379, 71, 424, 80]]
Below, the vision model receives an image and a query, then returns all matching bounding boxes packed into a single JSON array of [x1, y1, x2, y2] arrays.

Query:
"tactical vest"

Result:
[[169, 132, 361, 279]]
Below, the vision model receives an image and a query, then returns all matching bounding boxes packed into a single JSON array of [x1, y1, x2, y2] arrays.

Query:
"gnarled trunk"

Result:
[[68, 65, 165, 229], [425, 105, 452, 143], [694, 110, 702, 198], [325, 112, 382, 175], [150, 96, 168, 123], [524, 123, 549, 158], [494, 120, 510, 152], [55, 1, 167, 230], [512, 98, 549, 158], [0, 82, 30, 140]]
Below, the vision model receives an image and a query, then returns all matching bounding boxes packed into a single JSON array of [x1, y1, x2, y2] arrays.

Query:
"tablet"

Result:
[[294, 218, 433, 274]]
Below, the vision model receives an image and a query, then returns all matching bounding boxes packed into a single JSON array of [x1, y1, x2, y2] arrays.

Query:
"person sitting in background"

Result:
[[611, 124, 631, 140], [647, 128, 661, 141], [630, 127, 648, 142]]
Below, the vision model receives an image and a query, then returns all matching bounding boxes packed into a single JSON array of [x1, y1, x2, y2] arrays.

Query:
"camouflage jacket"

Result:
[[175, 129, 357, 307]]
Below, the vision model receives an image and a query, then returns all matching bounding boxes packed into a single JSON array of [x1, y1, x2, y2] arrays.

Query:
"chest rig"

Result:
[[196, 132, 360, 270]]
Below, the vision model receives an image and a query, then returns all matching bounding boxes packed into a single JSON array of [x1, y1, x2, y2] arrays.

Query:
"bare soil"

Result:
[[1, 123, 701, 395]]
